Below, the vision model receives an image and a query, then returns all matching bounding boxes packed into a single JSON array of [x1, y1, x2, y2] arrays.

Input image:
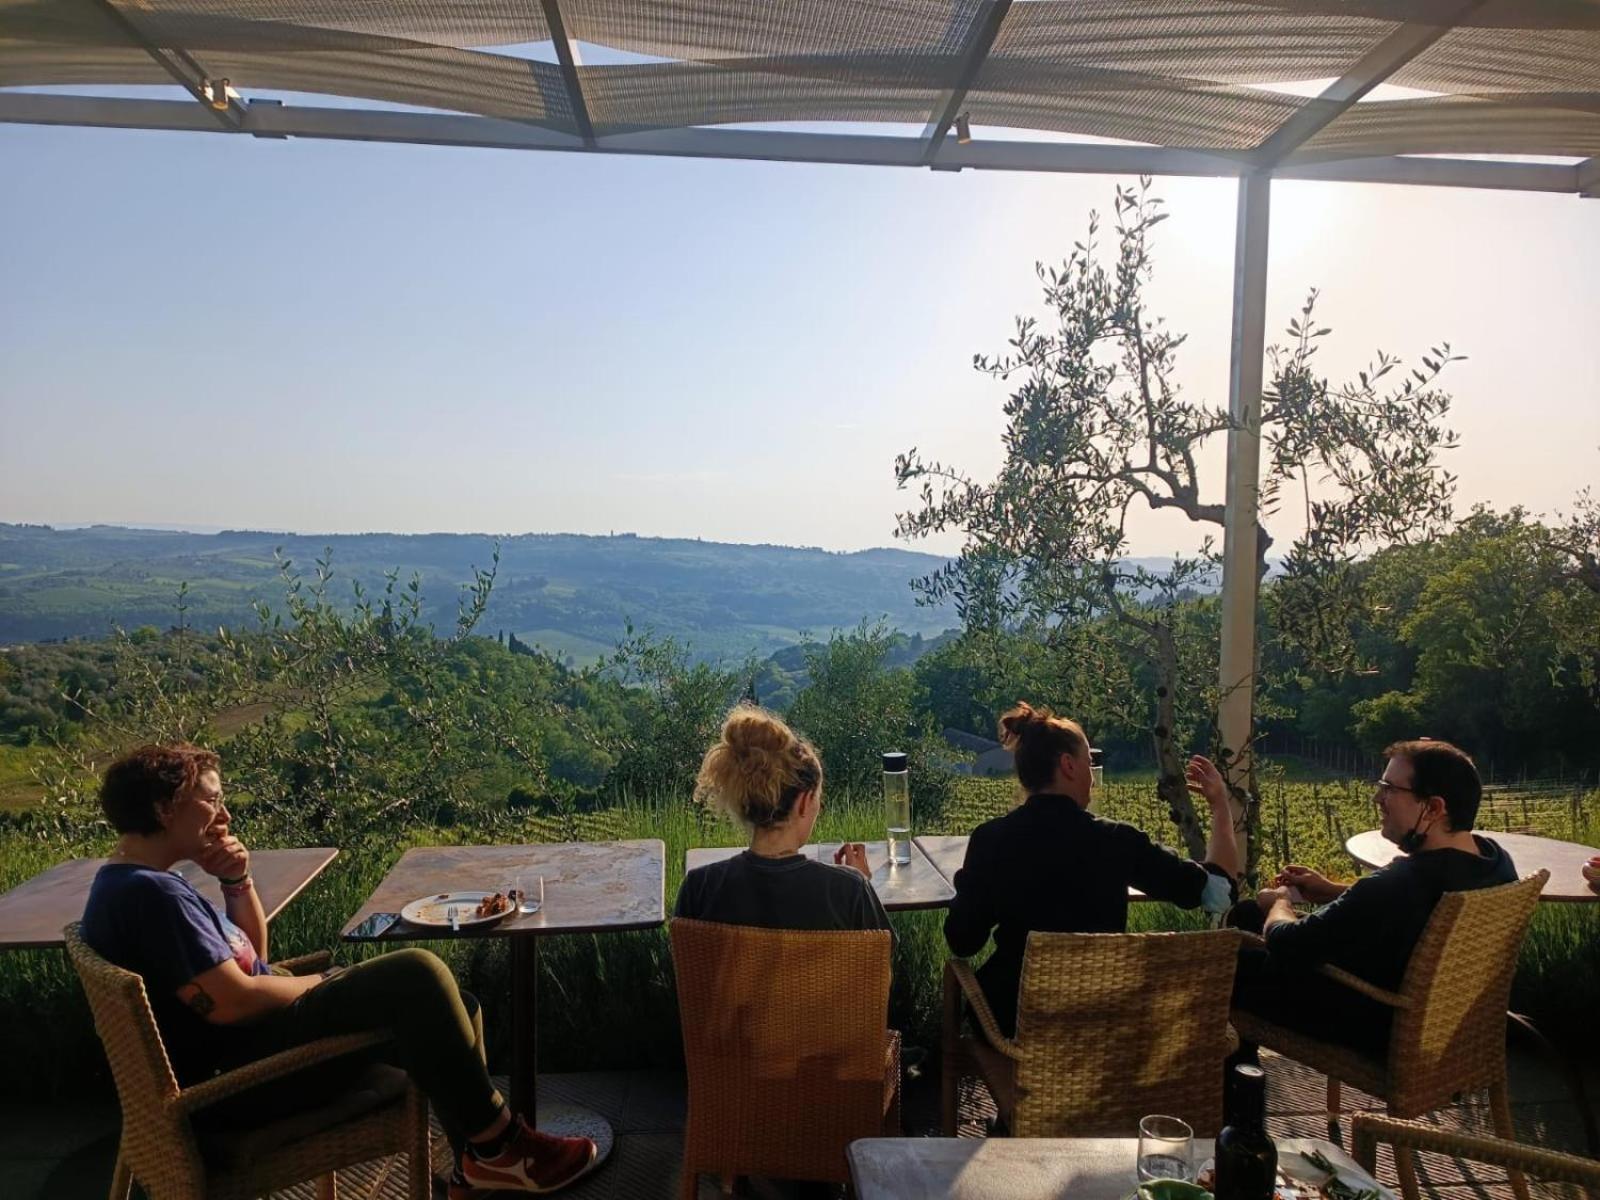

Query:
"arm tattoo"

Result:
[[182, 983, 216, 1017]]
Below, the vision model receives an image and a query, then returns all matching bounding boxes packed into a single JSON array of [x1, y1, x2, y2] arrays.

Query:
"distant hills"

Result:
[[0, 524, 1224, 662], [0, 524, 963, 662]]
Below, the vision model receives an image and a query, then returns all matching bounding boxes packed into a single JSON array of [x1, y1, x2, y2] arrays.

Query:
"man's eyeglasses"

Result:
[[1373, 779, 1420, 797]]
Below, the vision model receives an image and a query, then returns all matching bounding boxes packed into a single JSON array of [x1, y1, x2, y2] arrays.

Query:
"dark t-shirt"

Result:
[[81, 863, 269, 1084], [674, 850, 892, 933], [944, 793, 1222, 1036]]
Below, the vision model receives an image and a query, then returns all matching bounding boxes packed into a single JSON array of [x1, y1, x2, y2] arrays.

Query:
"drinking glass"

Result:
[[513, 871, 543, 915], [1136, 1114, 1194, 1183]]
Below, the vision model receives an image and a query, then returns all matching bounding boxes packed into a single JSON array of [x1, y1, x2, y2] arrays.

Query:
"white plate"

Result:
[[400, 891, 512, 930]]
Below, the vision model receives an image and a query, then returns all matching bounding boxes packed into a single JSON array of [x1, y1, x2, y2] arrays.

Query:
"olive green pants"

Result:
[[207, 948, 505, 1150]]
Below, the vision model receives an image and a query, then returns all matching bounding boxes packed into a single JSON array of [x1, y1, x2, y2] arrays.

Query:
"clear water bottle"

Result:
[[883, 751, 911, 865]]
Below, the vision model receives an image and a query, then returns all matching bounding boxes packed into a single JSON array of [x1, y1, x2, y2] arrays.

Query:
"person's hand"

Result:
[[196, 825, 251, 881], [1272, 864, 1342, 904], [1255, 885, 1291, 912], [1184, 755, 1230, 810], [833, 843, 871, 880]]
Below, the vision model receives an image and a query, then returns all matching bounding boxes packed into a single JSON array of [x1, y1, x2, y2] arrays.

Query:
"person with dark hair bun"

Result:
[[944, 702, 1242, 1038], [674, 706, 891, 932]]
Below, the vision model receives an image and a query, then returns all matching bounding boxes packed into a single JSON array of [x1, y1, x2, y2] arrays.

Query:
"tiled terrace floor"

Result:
[[3, 1045, 1594, 1199]]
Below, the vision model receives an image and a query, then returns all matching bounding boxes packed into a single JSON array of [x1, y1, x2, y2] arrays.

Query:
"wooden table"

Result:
[[849, 1136, 1385, 1200], [0, 848, 339, 951], [684, 841, 955, 911], [915, 834, 1151, 901], [1345, 829, 1600, 902], [341, 838, 665, 1140]]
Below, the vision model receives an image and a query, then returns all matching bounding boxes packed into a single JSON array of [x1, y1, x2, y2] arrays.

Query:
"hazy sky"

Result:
[[2, 105, 1596, 557]]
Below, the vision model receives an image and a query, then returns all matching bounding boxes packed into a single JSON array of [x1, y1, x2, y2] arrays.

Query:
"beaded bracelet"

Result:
[[220, 874, 254, 898]]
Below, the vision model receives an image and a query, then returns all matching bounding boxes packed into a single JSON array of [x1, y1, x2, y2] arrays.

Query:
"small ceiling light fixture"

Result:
[[954, 112, 973, 144]]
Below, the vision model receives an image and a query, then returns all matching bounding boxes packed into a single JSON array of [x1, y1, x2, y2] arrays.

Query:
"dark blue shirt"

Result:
[[81, 863, 268, 1084]]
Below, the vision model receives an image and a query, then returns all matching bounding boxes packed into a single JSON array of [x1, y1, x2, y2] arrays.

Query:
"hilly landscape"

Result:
[[0, 524, 962, 662]]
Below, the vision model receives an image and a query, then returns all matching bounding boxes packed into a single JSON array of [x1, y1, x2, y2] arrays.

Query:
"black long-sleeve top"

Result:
[[944, 792, 1224, 1036]]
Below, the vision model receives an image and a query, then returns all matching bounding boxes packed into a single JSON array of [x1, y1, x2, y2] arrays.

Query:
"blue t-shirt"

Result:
[[81, 863, 269, 1084]]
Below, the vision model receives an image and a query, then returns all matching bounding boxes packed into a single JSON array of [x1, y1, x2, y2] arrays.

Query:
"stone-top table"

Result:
[[1345, 829, 1600, 902], [341, 838, 665, 1148], [0, 848, 338, 951], [915, 834, 1150, 901], [848, 1137, 1387, 1200], [684, 841, 954, 911]]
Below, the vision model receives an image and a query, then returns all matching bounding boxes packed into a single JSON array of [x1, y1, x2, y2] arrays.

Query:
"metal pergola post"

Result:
[[1217, 170, 1271, 809]]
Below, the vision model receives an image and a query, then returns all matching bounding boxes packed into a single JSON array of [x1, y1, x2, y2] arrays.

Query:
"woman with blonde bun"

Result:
[[674, 707, 891, 932], [944, 702, 1241, 1037]]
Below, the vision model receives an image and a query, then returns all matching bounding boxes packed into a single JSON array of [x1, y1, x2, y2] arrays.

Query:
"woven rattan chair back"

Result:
[[65, 922, 205, 1194], [1011, 929, 1243, 1138], [1386, 870, 1547, 1115], [670, 917, 893, 1189]]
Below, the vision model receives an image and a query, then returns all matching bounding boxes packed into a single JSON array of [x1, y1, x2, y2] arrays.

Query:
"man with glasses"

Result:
[[1228, 738, 1515, 1056]]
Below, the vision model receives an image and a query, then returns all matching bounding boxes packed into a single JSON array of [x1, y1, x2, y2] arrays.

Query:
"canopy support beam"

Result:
[[539, 0, 596, 147], [87, 0, 245, 129], [1216, 170, 1271, 833], [1580, 157, 1600, 198], [0, 93, 1587, 196], [919, 0, 1011, 166], [1250, 2, 1485, 166]]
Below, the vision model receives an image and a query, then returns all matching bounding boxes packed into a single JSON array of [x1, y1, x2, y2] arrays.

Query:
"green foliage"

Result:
[[601, 624, 746, 802], [1349, 691, 1426, 754], [1262, 509, 1600, 773], [786, 622, 953, 817], [0, 524, 955, 658], [894, 180, 1459, 867]]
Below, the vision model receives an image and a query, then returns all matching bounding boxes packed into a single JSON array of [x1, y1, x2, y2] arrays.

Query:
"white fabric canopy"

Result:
[[2, 0, 1597, 188]]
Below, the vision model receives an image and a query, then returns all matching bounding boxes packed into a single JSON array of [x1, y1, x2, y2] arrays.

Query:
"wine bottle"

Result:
[[1216, 1064, 1277, 1200]]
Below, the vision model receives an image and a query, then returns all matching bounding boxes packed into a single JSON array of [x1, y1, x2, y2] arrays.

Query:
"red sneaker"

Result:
[[460, 1118, 599, 1195]]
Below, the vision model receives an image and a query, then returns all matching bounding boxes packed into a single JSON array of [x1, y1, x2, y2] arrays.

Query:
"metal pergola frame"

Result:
[[4, 3, 1596, 797]]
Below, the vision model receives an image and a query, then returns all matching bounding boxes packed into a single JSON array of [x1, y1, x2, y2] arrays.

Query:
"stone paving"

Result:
[[2, 1046, 1593, 1199]]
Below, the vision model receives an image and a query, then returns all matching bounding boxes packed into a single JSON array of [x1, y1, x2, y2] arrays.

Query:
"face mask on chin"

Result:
[[1397, 807, 1432, 854]]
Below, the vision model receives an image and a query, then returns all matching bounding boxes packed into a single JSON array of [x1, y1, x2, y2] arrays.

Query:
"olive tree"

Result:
[[895, 181, 1459, 868]]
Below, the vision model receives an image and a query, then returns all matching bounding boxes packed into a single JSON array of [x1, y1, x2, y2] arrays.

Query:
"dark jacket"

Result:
[[944, 793, 1219, 1036], [1264, 834, 1516, 990], [1230, 834, 1518, 1056]]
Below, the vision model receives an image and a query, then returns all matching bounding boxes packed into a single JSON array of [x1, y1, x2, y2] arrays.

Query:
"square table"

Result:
[[684, 840, 955, 911], [341, 838, 666, 1133], [916, 833, 1150, 901], [0, 847, 339, 951], [848, 1136, 1389, 1200]]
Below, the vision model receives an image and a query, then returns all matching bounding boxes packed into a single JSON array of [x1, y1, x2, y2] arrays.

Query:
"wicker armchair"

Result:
[[1352, 1114, 1600, 1197], [1230, 871, 1549, 1200], [670, 918, 901, 1198], [64, 923, 430, 1200], [941, 929, 1243, 1138]]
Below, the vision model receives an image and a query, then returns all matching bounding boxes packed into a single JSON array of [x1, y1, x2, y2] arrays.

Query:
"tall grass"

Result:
[[2, 774, 1595, 1100]]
